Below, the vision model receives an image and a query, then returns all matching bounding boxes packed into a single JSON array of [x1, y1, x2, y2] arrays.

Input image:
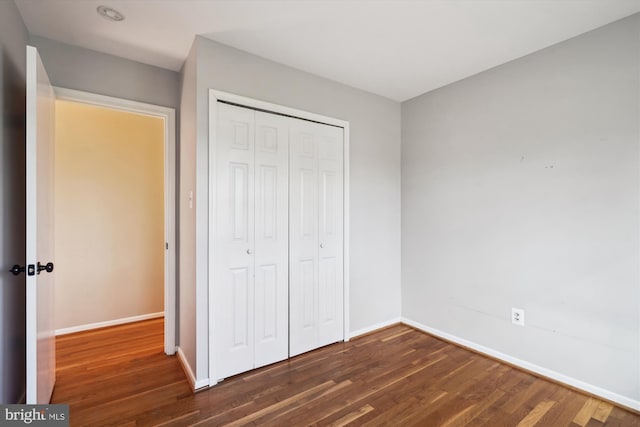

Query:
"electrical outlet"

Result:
[[512, 308, 525, 326]]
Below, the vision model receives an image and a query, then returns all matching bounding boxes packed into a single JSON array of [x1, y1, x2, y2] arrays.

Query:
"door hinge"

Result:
[[165, 242, 169, 250]]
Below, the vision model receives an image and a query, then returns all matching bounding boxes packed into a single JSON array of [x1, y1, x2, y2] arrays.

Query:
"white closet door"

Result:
[[289, 120, 320, 357], [214, 103, 256, 379], [289, 120, 344, 357], [254, 111, 289, 368], [214, 99, 343, 372], [317, 125, 344, 347]]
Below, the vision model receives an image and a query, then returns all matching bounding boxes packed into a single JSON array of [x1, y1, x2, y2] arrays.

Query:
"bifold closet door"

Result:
[[253, 111, 289, 368], [213, 103, 289, 379], [289, 119, 344, 357]]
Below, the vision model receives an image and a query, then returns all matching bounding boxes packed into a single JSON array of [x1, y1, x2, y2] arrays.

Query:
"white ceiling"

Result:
[[15, 0, 640, 102]]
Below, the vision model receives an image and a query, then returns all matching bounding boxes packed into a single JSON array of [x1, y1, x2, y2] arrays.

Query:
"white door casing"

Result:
[[53, 87, 177, 355], [289, 119, 344, 357], [213, 103, 289, 379], [26, 45, 56, 404]]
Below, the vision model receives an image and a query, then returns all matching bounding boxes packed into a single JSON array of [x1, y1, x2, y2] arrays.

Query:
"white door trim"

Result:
[[53, 87, 177, 355], [208, 89, 351, 386]]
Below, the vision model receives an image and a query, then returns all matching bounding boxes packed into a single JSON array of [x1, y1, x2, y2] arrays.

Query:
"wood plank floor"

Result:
[[51, 319, 639, 426]]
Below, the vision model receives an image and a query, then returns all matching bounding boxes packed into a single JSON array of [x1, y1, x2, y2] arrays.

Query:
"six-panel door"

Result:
[[213, 104, 289, 379], [253, 111, 290, 368], [317, 125, 344, 349], [289, 119, 344, 357]]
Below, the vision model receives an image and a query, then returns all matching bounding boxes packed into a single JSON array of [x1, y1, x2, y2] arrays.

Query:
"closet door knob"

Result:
[[247, 249, 253, 255], [320, 243, 325, 248]]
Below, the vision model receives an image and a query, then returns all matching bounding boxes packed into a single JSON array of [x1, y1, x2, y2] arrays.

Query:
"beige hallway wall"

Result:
[[54, 100, 165, 331]]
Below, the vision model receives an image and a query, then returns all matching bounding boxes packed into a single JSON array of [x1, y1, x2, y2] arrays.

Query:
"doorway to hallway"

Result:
[[52, 89, 176, 354]]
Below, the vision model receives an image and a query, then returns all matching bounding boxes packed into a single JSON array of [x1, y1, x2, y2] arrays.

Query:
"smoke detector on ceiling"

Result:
[[97, 5, 125, 22]]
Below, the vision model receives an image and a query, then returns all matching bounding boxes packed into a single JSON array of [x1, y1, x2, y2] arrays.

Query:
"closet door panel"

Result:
[[289, 123, 319, 357], [230, 267, 251, 348], [214, 103, 256, 379], [318, 127, 344, 347], [254, 112, 289, 367]]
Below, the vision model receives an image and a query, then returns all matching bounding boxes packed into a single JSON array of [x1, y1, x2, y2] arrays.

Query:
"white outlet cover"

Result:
[[512, 308, 525, 326]]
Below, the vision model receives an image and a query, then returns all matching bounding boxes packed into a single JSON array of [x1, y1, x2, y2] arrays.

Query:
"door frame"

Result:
[[208, 89, 351, 386], [53, 87, 177, 355]]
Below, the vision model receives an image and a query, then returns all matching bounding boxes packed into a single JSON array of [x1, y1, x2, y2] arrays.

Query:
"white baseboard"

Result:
[[55, 312, 164, 336], [176, 347, 209, 391], [350, 317, 402, 339], [401, 317, 640, 412]]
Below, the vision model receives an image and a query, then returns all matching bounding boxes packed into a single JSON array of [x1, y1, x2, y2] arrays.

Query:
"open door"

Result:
[[25, 45, 56, 404]]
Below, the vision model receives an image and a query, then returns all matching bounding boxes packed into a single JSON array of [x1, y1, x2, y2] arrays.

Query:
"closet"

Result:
[[211, 100, 345, 380]]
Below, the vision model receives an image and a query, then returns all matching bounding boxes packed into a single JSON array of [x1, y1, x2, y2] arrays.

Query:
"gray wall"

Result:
[[178, 41, 198, 376], [0, 0, 28, 404], [180, 37, 403, 381], [402, 13, 639, 403], [30, 36, 180, 110]]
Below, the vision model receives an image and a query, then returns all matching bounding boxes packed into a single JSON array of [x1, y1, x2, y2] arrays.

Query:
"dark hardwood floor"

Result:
[[51, 319, 638, 426]]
